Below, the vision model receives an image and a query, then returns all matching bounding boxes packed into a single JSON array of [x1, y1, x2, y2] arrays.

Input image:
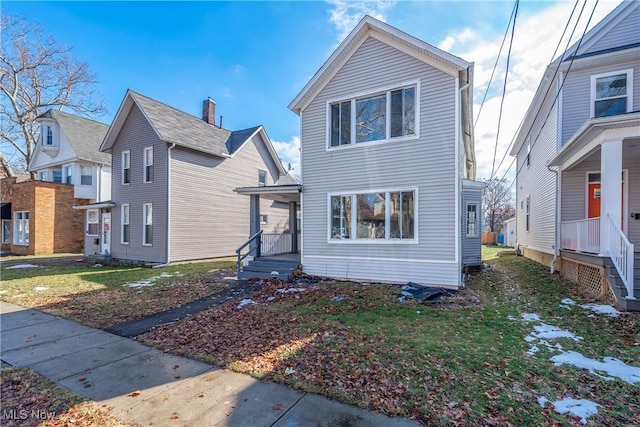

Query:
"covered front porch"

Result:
[[233, 184, 302, 280], [550, 112, 639, 306]]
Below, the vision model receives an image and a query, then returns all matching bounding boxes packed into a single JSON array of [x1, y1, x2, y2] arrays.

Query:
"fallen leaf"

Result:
[[225, 409, 231, 416], [128, 391, 141, 397], [197, 392, 205, 398], [78, 376, 87, 382], [273, 404, 285, 411], [170, 413, 179, 420]]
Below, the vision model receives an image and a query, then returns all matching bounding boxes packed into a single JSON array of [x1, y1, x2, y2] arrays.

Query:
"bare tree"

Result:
[[482, 177, 515, 233], [0, 14, 105, 178]]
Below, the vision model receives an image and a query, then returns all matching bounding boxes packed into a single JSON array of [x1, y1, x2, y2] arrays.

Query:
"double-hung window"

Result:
[[525, 196, 530, 232], [258, 169, 267, 186], [330, 190, 415, 241], [143, 203, 152, 245], [86, 209, 100, 235], [122, 151, 131, 184], [591, 70, 632, 118], [64, 166, 73, 184], [14, 211, 29, 245], [466, 203, 478, 237], [52, 170, 62, 183], [121, 204, 130, 244], [80, 165, 92, 185], [144, 146, 153, 183], [329, 84, 416, 148], [45, 126, 54, 146]]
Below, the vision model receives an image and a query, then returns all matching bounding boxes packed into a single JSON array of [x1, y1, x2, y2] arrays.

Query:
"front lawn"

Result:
[[0, 259, 235, 329], [140, 257, 639, 426]]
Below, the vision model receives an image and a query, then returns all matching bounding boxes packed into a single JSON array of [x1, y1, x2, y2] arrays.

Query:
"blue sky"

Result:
[[4, 0, 623, 182]]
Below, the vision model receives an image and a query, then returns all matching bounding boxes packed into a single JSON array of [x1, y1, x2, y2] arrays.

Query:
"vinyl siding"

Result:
[[461, 186, 482, 267], [169, 134, 289, 262], [515, 84, 558, 256], [300, 36, 461, 286], [110, 104, 168, 263], [586, 5, 640, 54], [561, 59, 640, 145]]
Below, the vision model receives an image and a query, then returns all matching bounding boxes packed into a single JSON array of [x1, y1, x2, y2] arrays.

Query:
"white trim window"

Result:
[[80, 165, 93, 185], [86, 209, 100, 235], [143, 146, 153, 183], [64, 165, 73, 184], [526, 139, 531, 167], [121, 204, 130, 244], [258, 169, 267, 186], [591, 69, 633, 118], [330, 190, 415, 241], [259, 214, 268, 225], [122, 150, 131, 184], [44, 125, 54, 146], [38, 171, 47, 181], [329, 83, 418, 148], [52, 169, 62, 183], [2, 219, 11, 243], [525, 196, 530, 232], [143, 203, 152, 245], [466, 203, 478, 237], [13, 211, 29, 245]]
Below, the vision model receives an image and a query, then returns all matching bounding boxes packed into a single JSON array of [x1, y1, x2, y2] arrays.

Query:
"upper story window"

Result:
[[526, 139, 531, 167], [80, 165, 92, 185], [329, 83, 418, 148], [46, 126, 53, 145], [143, 146, 153, 183], [122, 151, 131, 185], [258, 169, 267, 186], [591, 70, 633, 118]]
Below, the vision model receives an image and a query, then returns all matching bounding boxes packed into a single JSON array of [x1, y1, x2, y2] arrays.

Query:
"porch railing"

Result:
[[561, 217, 600, 254], [235, 229, 263, 276], [607, 213, 635, 300], [260, 233, 293, 256]]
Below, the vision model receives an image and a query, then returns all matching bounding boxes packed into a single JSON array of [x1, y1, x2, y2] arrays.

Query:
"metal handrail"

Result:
[[607, 213, 635, 300], [235, 230, 263, 276]]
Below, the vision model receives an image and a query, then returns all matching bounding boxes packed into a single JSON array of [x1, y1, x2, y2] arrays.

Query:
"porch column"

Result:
[[250, 195, 261, 255], [599, 139, 623, 256], [289, 201, 298, 253]]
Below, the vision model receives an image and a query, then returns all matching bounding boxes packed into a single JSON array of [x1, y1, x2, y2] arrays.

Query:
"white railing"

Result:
[[561, 217, 600, 254], [607, 214, 635, 300], [261, 233, 293, 256]]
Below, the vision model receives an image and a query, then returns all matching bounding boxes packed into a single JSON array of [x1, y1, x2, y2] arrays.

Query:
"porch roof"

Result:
[[234, 184, 302, 203], [73, 200, 116, 210], [548, 112, 640, 168]]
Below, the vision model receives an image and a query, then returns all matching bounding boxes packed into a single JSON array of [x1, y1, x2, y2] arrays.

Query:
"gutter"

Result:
[[161, 142, 176, 267], [547, 164, 560, 274]]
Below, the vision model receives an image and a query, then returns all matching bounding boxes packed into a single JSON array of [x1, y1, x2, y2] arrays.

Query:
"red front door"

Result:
[[587, 181, 625, 228]]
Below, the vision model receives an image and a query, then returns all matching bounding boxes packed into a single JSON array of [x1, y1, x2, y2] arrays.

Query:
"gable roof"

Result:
[[288, 15, 472, 114], [510, 0, 640, 156], [101, 90, 287, 175], [36, 109, 110, 164]]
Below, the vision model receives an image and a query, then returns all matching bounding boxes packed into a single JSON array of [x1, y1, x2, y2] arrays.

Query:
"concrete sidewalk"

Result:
[[0, 301, 421, 427]]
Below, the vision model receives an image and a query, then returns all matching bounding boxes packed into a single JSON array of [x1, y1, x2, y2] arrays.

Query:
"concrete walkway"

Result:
[[0, 301, 420, 427]]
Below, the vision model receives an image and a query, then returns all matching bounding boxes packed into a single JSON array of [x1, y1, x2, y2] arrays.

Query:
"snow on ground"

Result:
[[538, 396, 600, 425], [551, 351, 640, 384], [276, 288, 306, 294], [559, 298, 621, 317], [237, 299, 257, 309], [5, 264, 40, 269], [33, 287, 49, 292], [124, 272, 181, 288]]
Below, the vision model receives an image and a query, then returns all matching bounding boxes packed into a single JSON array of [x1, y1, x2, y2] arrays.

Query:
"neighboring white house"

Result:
[[279, 15, 480, 288], [510, 0, 639, 309], [29, 109, 111, 202]]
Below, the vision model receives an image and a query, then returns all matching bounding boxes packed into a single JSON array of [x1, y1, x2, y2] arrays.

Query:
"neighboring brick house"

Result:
[[0, 177, 88, 255]]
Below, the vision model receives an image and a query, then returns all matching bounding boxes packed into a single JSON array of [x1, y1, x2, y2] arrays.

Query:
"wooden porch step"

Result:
[[239, 257, 300, 281]]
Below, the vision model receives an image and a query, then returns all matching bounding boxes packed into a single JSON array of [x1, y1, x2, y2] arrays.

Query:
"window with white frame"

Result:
[[122, 151, 131, 184], [52, 170, 62, 183], [38, 171, 47, 181], [591, 70, 632, 118], [144, 146, 153, 183], [143, 203, 152, 245], [466, 203, 478, 237], [80, 165, 92, 185], [329, 84, 416, 148], [330, 190, 415, 241], [2, 219, 11, 243], [44, 125, 54, 146], [258, 169, 267, 186], [64, 165, 73, 184], [121, 204, 130, 244], [526, 139, 531, 167], [525, 196, 530, 232], [13, 211, 29, 245], [86, 209, 99, 235], [259, 214, 268, 225]]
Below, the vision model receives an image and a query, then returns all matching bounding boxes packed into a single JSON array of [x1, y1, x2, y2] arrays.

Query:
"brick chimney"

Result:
[[202, 98, 216, 125]]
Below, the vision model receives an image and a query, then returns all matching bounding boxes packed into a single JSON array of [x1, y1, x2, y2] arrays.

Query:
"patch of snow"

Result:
[[551, 397, 600, 425], [397, 296, 406, 302], [550, 350, 640, 384], [507, 315, 517, 321], [94, 263, 103, 268], [6, 264, 40, 269], [0, 290, 7, 294], [579, 303, 621, 317], [34, 287, 49, 292], [223, 276, 238, 281], [526, 345, 539, 355], [125, 281, 155, 289], [331, 296, 345, 302], [266, 296, 276, 302], [284, 367, 296, 375], [521, 313, 540, 322], [561, 298, 576, 306], [401, 285, 418, 291], [531, 323, 582, 342], [158, 272, 175, 278], [237, 299, 257, 309], [276, 288, 306, 294], [537, 396, 549, 408]]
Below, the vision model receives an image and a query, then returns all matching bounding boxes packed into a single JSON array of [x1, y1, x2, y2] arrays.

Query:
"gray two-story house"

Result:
[[511, 0, 639, 309], [88, 90, 294, 264]]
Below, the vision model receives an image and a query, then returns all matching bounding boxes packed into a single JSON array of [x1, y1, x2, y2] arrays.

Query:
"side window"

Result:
[[466, 203, 478, 237], [144, 146, 153, 183], [122, 151, 131, 184], [258, 169, 267, 186], [86, 209, 100, 235], [591, 70, 632, 118]]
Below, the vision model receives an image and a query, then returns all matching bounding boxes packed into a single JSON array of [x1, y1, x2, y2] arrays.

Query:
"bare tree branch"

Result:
[[482, 178, 515, 233], [0, 13, 105, 176]]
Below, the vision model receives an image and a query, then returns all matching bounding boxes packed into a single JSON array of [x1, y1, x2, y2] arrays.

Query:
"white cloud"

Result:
[[327, 0, 396, 40], [271, 136, 301, 179]]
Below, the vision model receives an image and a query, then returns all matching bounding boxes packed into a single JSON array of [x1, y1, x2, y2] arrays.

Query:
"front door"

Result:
[[587, 171, 626, 230], [101, 212, 111, 255]]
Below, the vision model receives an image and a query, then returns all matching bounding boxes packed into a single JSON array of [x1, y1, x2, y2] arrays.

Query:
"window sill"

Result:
[[13, 243, 29, 246], [328, 239, 418, 245], [327, 134, 419, 152], [142, 243, 153, 247], [121, 242, 130, 245]]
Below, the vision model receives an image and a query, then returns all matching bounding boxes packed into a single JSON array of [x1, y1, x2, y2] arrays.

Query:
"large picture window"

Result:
[[121, 204, 130, 244], [14, 211, 29, 245], [330, 190, 415, 241], [86, 209, 99, 235], [143, 203, 152, 245], [591, 70, 632, 118], [329, 84, 417, 148]]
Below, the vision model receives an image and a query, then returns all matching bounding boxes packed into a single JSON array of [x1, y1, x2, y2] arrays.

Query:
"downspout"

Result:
[[547, 165, 560, 273], [154, 143, 175, 268]]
